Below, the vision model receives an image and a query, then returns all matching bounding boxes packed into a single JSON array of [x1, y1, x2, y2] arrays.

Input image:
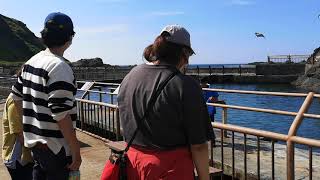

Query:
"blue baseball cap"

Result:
[[44, 12, 75, 35]]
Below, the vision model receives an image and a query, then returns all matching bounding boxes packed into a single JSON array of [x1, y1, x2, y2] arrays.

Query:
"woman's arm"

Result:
[[182, 78, 213, 180], [190, 143, 210, 180]]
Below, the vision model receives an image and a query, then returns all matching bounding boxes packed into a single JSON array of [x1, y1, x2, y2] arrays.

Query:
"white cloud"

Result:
[[149, 11, 185, 16], [229, 0, 255, 6], [77, 24, 128, 34]]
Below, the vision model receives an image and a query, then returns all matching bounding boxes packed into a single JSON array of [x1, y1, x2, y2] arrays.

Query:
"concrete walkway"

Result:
[[0, 104, 111, 180]]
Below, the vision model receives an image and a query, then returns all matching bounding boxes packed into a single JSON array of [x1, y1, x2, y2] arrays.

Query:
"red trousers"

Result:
[[126, 146, 194, 180]]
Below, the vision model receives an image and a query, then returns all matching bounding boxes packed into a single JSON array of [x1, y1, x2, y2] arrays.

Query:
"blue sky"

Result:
[[1, 0, 319, 65]]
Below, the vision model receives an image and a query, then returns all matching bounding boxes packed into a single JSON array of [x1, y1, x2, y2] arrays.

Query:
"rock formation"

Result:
[[72, 58, 106, 67], [0, 14, 45, 62], [292, 47, 320, 92]]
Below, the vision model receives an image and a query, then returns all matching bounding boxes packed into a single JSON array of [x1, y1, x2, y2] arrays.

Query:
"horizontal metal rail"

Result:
[[213, 122, 288, 141], [213, 123, 286, 180], [290, 136, 320, 148], [204, 88, 320, 98], [78, 89, 116, 95], [269, 55, 310, 58], [208, 102, 320, 119], [76, 99, 121, 140], [76, 98, 118, 108], [77, 81, 120, 86]]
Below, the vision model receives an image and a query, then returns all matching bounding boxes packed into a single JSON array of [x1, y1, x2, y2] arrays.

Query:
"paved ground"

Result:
[[0, 103, 111, 180]]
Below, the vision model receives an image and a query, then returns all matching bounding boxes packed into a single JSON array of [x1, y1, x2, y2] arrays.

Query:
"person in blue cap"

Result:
[[11, 12, 81, 180], [201, 81, 225, 147], [201, 81, 220, 122]]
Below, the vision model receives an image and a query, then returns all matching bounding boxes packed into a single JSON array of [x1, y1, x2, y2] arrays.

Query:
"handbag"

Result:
[[101, 69, 179, 180]]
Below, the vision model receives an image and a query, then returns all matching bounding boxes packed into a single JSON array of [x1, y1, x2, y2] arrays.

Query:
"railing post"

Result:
[[80, 102, 84, 130], [222, 65, 225, 75], [222, 107, 228, 137], [287, 140, 295, 180], [288, 55, 292, 63], [287, 92, 314, 180], [98, 87, 102, 102], [268, 56, 271, 63], [239, 65, 242, 76], [116, 109, 121, 140], [197, 65, 200, 76], [209, 65, 212, 76], [111, 94, 114, 104]]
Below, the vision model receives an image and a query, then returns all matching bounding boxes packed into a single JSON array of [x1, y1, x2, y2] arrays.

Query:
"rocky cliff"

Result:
[[72, 58, 112, 67], [292, 47, 320, 93], [72, 58, 104, 67], [0, 14, 45, 62]]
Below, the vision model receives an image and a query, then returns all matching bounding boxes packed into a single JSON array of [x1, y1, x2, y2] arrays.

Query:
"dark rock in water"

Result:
[[292, 47, 320, 93], [293, 75, 320, 93], [72, 58, 106, 67], [0, 14, 45, 62]]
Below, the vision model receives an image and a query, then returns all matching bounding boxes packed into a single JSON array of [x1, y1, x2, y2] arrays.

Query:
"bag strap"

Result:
[[124, 69, 179, 152]]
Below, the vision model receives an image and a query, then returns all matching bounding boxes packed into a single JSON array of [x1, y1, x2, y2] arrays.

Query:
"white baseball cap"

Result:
[[160, 24, 195, 55]]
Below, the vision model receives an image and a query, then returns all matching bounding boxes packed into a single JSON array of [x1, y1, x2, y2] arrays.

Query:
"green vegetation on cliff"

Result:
[[0, 14, 45, 62]]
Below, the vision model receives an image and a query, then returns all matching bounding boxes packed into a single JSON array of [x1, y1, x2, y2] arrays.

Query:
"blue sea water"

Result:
[[211, 83, 320, 140]]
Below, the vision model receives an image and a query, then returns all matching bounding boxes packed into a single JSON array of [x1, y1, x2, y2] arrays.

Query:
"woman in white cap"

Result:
[[116, 25, 213, 180]]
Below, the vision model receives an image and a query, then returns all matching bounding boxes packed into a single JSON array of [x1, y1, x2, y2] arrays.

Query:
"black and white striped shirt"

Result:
[[11, 49, 77, 155]]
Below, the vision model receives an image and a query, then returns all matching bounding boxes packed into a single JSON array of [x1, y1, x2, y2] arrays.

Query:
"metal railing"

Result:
[[76, 98, 121, 141], [186, 65, 256, 76], [0, 77, 18, 88], [72, 65, 257, 81], [204, 88, 320, 179], [75, 81, 320, 179], [267, 55, 310, 64], [76, 81, 121, 140], [77, 81, 120, 104]]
